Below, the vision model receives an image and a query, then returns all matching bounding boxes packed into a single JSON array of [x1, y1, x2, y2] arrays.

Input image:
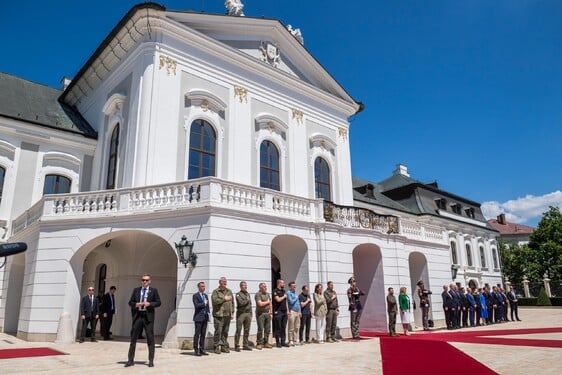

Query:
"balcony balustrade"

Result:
[[10, 178, 445, 245]]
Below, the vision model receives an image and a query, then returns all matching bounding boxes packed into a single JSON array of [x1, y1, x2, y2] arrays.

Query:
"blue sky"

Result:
[[1, 0, 561, 226]]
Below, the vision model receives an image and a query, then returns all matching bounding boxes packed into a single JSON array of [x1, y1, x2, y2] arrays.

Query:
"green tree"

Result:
[[528, 206, 562, 281], [536, 286, 552, 306], [499, 241, 540, 283]]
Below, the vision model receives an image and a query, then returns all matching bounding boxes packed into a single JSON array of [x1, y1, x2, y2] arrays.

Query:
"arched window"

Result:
[[106, 124, 119, 189], [479, 246, 486, 268], [260, 140, 280, 191], [43, 174, 71, 194], [0, 166, 5, 204], [466, 244, 473, 266], [188, 119, 216, 179], [314, 157, 331, 200], [450, 241, 458, 264], [492, 248, 499, 269]]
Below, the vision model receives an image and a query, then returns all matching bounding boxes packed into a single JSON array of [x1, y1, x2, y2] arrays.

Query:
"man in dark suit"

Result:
[[507, 286, 521, 321], [101, 285, 117, 340], [193, 281, 210, 356], [79, 286, 99, 343], [125, 274, 161, 368], [441, 284, 453, 329]]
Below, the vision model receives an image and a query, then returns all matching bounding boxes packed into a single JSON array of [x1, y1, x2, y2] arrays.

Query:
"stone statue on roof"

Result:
[[287, 24, 304, 45], [225, 0, 245, 17]]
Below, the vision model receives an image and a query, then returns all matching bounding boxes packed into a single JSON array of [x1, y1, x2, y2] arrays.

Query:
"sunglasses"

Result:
[[141, 279, 150, 282], [88, 289, 94, 291]]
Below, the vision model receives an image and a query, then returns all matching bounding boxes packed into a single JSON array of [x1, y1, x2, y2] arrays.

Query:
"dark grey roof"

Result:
[[377, 173, 419, 191], [0, 72, 97, 138], [351, 176, 413, 213], [353, 175, 496, 231]]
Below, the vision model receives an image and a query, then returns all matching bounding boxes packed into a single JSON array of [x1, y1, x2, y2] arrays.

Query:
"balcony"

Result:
[[10, 178, 446, 246], [11, 177, 320, 236]]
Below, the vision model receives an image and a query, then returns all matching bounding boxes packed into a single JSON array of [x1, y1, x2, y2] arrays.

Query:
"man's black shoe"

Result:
[[200, 351, 209, 356], [195, 351, 202, 356], [124, 362, 134, 367], [282, 343, 290, 347], [276, 343, 282, 348], [148, 362, 154, 367], [242, 346, 252, 351]]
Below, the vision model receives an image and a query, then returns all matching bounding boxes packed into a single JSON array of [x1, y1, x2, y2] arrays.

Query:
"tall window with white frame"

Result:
[[466, 243, 473, 266], [0, 166, 5, 204], [43, 174, 71, 194], [188, 119, 216, 179], [314, 157, 331, 200], [492, 248, 499, 270], [106, 124, 119, 189], [479, 245, 486, 269], [450, 241, 458, 264], [260, 140, 280, 191]]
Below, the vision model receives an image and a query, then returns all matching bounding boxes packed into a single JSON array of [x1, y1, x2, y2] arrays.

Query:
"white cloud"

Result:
[[482, 191, 562, 225]]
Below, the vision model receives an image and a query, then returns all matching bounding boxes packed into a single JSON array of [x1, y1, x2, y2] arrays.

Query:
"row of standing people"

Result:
[[193, 276, 365, 356], [384, 281, 522, 337], [79, 274, 366, 367], [442, 283, 521, 329]]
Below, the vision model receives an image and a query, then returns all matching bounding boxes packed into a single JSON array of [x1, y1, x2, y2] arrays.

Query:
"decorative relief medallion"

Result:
[[159, 55, 177, 76], [259, 41, 281, 67], [338, 128, 348, 140], [292, 108, 303, 125], [234, 85, 248, 103]]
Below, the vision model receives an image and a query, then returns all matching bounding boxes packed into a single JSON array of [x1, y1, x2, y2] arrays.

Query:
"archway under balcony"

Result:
[[2, 252, 26, 334], [69, 230, 177, 339], [270, 235, 309, 290], [409, 251, 431, 328], [352, 244, 385, 332]]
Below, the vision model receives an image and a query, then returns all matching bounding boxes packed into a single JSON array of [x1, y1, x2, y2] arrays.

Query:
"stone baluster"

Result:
[[543, 273, 552, 298], [522, 275, 530, 298]]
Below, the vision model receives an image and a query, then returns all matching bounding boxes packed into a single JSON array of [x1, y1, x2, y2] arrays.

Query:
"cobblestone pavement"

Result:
[[1, 307, 561, 374]]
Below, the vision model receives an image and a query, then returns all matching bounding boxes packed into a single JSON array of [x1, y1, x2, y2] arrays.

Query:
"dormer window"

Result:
[[451, 203, 462, 215], [465, 207, 475, 218], [435, 198, 447, 210]]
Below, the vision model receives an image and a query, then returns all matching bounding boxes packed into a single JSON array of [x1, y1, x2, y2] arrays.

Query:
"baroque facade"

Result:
[[0, 3, 501, 343]]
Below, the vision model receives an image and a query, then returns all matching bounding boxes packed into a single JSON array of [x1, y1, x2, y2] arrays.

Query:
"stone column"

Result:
[[522, 275, 530, 297], [543, 274, 552, 298], [504, 277, 511, 291]]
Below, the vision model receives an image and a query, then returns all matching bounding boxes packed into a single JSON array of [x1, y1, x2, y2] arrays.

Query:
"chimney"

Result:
[[393, 163, 410, 177], [497, 213, 506, 225], [61, 76, 72, 90]]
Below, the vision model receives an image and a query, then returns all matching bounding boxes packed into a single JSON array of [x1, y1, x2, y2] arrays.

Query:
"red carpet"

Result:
[[365, 327, 562, 374], [0, 347, 66, 359], [380, 337, 498, 375]]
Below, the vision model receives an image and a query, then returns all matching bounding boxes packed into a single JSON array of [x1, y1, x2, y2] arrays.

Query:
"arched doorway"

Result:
[[72, 230, 177, 338], [3, 252, 25, 334], [270, 235, 309, 289], [408, 252, 430, 328], [352, 244, 385, 332], [468, 279, 479, 290]]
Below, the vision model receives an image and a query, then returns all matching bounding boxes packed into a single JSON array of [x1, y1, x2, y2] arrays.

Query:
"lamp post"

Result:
[[451, 264, 458, 281], [174, 235, 197, 268]]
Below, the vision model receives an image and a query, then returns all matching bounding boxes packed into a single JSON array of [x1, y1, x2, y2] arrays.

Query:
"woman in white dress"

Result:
[[398, 286, 411, 336]]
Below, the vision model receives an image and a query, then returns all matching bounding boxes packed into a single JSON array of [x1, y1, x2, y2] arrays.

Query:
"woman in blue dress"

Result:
[[479, 288, 488, 325]]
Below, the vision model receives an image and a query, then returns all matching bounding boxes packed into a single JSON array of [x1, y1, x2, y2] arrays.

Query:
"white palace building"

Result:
[[0, 3, 501, 343]]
